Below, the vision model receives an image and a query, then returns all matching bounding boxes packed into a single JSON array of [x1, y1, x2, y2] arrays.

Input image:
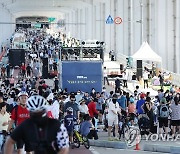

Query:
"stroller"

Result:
[[138, 114, 150, 135]]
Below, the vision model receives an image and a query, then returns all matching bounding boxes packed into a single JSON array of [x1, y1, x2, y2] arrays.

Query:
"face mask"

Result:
[[112, 99, 117, 104], [102, 89, 106, 92], [92, 90, 95, 93]]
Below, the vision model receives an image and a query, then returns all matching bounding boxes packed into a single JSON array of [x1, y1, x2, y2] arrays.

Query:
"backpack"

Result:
[[159, 105, 169, 118], [143, 103, 148, 113]]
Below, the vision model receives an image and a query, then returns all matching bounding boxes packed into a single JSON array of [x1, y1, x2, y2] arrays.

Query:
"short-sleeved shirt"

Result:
[[64, 114, 76, 132], [0, 112, 10, 131], [80, 121, 92, 136], [117, 95, 127, 110], [96, 98, 104, 110], [10, 105, 30, 126], [64, 102, 79, 119], [128, 103, 136, 114], [10, 118, 69, 154], [108, 101, 120, 119], [136, 99, 145, 114], [170, 103, 180, 120]]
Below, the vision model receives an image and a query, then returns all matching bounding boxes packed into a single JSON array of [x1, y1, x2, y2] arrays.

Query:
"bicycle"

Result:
[[73, 125, 90, 149]]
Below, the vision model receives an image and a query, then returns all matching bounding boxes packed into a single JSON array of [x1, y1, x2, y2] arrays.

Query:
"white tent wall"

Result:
[[132, 42, 162, 64]]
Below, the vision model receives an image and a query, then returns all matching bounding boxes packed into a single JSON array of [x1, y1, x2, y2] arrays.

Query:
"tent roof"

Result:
[[132, 41, 162, 62]]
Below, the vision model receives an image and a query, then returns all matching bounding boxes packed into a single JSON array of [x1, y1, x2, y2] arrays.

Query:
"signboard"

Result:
[[114, 17, 123, 24], [61, 61, 102, 93], [34, 23, 41, 28], [106, 15, 114, 24], [48, 17, 56, 23]]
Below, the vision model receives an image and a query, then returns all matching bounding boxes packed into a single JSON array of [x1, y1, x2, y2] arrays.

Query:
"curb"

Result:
[[89, 140, 127, 149], [170, 146, 180, 154], [144, 144, 171, 153]]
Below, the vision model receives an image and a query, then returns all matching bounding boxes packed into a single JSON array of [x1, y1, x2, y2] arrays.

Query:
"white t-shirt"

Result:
[[143, 71, 149, 80], [79, 104, 89, 114], [108, 101, 121, 119], [46, 100, 60, 119], [0, 112, 10, 131]]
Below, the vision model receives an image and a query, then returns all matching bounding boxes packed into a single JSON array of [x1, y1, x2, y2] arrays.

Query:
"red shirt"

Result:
[[88, 101, 98, 118], [21, 65, 26, 71], [11, 105, 30, 126]]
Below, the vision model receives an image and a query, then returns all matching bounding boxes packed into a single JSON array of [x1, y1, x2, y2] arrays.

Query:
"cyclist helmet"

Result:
[[18, 91, 29, 98], [66, 107, 73, 113], [27, 95, 47, 112]]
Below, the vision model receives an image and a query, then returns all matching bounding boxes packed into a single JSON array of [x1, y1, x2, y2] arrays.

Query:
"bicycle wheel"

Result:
[[73, 134, 80, 148], [82, 136, 90, 149], [123, 125, 130, 140]]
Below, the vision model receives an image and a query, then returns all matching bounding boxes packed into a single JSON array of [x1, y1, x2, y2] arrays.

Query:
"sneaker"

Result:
[[113, 137, 119, 141], [108, 137, 113, 141]]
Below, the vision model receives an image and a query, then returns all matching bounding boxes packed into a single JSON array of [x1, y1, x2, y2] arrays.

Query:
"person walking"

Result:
[[103, 67, 109, 85], [170, 96, 180, 136], [143, 69, 149, 89], [107, 94, 121, 141]]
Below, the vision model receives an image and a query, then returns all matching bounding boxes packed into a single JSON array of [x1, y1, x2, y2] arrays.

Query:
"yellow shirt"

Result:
[[0, 112, 10, 131]]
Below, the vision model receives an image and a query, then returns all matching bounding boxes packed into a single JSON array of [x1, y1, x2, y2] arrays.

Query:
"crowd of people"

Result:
[[0, 27, 180, 154]]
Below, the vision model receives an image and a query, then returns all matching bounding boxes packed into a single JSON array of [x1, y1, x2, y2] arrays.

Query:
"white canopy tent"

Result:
[[132, 41, 162, 63]]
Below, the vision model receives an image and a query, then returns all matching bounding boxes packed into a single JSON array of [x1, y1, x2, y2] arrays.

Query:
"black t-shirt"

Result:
[[10, 118, 69, 154]]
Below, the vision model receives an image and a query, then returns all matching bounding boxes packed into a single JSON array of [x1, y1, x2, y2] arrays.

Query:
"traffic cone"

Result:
[[134, 136, 140, 150]]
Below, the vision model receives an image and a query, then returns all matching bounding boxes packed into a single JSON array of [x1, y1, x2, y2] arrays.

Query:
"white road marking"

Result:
[[89, 147, 101, 154]]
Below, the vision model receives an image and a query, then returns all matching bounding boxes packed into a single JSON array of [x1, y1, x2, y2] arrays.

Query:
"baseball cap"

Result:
[[140, 93, 145, 98]]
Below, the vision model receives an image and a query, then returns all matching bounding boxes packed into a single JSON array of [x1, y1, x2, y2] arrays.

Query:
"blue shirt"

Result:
[[96, 98, 104, 110], [80, 121, 92, 136], [136, 99, 145, 114], [117, 95, 127, 110], [64, 114, 76, 132]]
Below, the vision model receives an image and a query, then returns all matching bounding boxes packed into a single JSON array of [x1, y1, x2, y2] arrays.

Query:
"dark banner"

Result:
[[62, 61, 102, 93]]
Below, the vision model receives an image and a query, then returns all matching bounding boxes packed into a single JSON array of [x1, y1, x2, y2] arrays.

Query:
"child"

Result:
[[64, 107, 76, 148], [80, 115, 98, 140]]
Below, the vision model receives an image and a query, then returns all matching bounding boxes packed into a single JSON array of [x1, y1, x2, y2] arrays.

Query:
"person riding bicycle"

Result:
[[4, 95, 69, 154]]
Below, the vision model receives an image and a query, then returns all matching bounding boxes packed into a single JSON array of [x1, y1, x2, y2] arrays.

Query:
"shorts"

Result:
[[108, 116, 118, 126], [67, 130, 73, 136], [171, 120, 180, 126], [97, 110, 103, 114], [159, 118, 168, 128]]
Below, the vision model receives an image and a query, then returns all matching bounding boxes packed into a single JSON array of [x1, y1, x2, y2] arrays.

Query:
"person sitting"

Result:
[[80, 115, 98, 140]]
